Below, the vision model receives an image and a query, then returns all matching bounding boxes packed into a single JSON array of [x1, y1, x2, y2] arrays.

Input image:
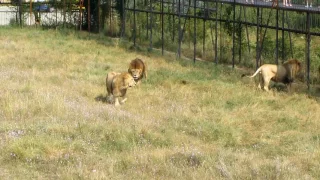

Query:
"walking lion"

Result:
[[243, 59, 302, 91]]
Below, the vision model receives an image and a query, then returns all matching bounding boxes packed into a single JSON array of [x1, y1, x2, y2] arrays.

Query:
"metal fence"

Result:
[[1, 0, 320, 88], [117, 0, 320, 89]]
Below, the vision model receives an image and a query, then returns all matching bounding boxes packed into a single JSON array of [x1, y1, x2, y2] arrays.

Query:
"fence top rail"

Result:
[[147, 0, 320, 14]]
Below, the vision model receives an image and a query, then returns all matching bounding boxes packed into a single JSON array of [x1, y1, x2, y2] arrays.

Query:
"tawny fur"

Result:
[[128, 58, 147, 85], [246, 59, 302, 91], [106, 72, 136, 106]]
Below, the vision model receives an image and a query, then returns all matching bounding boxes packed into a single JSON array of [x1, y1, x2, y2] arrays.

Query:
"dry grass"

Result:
[[0, 27, 320, 179]]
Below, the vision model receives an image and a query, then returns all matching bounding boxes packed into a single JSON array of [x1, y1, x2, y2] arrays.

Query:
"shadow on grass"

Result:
[[95, 94, 108, 103], [305, 86, 320, 103]]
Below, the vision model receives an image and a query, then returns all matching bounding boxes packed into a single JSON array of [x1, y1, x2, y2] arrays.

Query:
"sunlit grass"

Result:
[[0, 27, 320, 179]]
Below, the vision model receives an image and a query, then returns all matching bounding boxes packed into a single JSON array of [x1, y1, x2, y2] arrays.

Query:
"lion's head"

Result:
[[129, 68, 143, 80], [122, 73, 137, 88], [128, 58, 147, 81], [283, 59, 302, 83]]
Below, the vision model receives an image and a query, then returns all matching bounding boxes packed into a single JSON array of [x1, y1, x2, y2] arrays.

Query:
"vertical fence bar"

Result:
[[306, 11, 311, 91], [98, 0, 100, 33], [232, 0, 235, 68], [244, 7, 250, 53], [178, 0, 181, 58], [172, 0, 175, 42], [281, 9, 285, 63], [220, 3, 222, 62], [276, 7, 279, 64], [256, 7, 260, 70], [55, 0, 57, 26], [162, 0, 164, 55], [282, 10, 285, 63], [150, 0, 153, 50], [88, 0, 91, 33], [239, 6, 242, 64], [19, 0, 22, 27], [193, 0, 196, 63], [215, 0, 218, 64], [134, 0, 136, 47], [109, 0, 112, 35], [202, 2, 206, 58], [63, 0, 66, 28]]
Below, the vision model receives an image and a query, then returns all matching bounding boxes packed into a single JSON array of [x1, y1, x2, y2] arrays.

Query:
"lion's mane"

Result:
[[128, 58, 147, 84]]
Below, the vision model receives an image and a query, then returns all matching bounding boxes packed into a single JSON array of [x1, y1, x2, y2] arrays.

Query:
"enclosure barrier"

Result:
[[118, 0, 320, 90], [1, 0, 320, 90]]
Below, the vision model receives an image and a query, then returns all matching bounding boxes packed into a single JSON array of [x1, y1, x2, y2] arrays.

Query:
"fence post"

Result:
[[98, 0, 100, 33], [178, 0, 181, 58], [276, 7, 279, 64], [202, 1, 206, 58], [232, 0, 235, 68], [193, 0, 196, 63], [161, 0, 164, 55], [19, 0, 22, 27], [239, 6, 242, 64], [256, 7, 260, 70], [134, 0, 136, 47], [149, 0, 153, 50], [88, 0, 90, 32], [215, 1, 218, 64], [282, 10, 285, 63], [306, 11, 311, 91]]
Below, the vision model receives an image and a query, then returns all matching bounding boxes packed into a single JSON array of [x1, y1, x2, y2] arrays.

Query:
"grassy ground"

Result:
[[0, 27, 320, 179]]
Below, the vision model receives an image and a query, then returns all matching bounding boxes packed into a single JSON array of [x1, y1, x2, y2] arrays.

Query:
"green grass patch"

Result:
[[0, 27, 320, 179]]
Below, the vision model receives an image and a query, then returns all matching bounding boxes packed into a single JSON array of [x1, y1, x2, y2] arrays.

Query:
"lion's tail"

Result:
[[247, 67, 262, 78], [241, 67, 262, 78]]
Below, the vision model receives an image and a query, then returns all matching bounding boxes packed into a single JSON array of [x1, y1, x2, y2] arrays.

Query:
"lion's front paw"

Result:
[[114, 98, 120, 106], [120, 98, 127, 104]]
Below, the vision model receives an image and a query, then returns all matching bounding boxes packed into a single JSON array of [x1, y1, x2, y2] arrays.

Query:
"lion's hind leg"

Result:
[[106, 86, 113, 103], [257, 75, 264, 90], [257, 82, 262, 89], [263, 77, 271, 91], [106, 72, 117, 104]]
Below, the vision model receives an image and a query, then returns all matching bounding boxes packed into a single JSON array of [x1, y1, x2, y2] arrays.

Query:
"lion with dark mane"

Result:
[[106, 72, 136, 106], [128, 58, 147, 85], [244, 59, 302, 91]]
